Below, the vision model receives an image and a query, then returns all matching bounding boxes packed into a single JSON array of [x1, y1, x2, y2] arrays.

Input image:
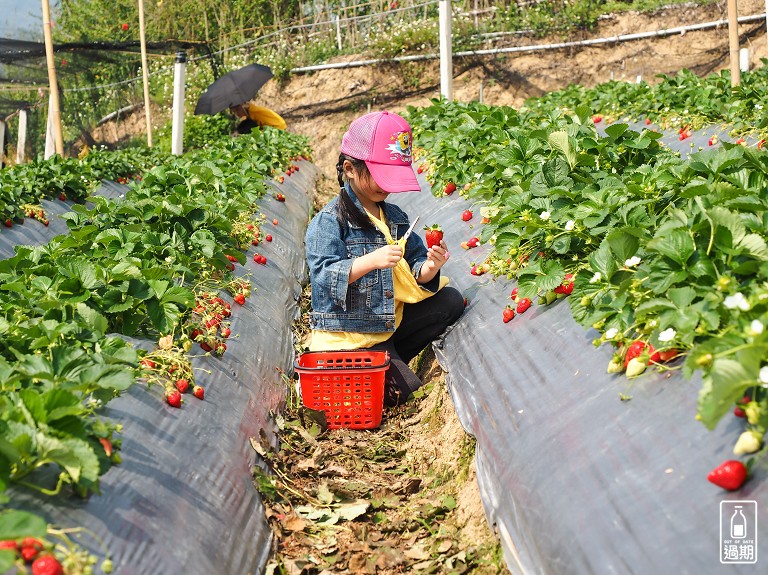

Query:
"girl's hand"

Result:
[[349, 244, 403, 283], [418, 240, 450, 282], [369, 244, 403, 269]]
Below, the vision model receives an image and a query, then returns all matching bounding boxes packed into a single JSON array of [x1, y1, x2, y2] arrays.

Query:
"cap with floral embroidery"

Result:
[[340, 111, 420, 193]]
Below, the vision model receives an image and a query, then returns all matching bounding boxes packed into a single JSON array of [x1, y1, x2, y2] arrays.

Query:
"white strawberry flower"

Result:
[[724, 292, 750, 311], [565, 220, 575, 231], [749, 320, 764, 336], [658, 328, 676, 342], [540, 211, 551, 221], [759, 365, 768, 384], [604, 328, 618, 340], [589, 272, 602, 284], [624, 256, 642, 267]]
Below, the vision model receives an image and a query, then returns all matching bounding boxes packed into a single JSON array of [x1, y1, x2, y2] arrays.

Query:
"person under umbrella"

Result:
[[230, 102, 287, 134]]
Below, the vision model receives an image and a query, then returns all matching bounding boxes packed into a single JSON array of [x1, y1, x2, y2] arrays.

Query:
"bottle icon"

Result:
[[731, 506, 747, 539]]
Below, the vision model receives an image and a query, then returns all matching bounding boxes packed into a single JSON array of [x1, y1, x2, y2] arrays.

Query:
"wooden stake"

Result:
[[42, 0, 64, 156], [138, 0, 153, 147], [727, 0, 741, 86]]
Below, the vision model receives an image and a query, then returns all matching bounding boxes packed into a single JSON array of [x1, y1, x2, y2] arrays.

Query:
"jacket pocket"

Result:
[[346, 239, 381, 289]]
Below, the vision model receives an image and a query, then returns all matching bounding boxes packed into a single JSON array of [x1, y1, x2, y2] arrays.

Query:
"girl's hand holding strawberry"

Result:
[[419, 239, 450, 283]]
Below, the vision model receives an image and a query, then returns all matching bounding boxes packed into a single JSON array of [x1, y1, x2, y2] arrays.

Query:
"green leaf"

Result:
[[587, 241, 617, 280], [647, 228, 695, 265], [76, 303, 108, 334], [606, 229, 639, 263], [0, 510, 47, 539], [548, 131, 576, 169], [697, 359, 755, 430]]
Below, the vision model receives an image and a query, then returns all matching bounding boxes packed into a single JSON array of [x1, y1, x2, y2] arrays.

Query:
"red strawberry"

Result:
[[265, 234, 273, 242], [31, 555, 64, 575], [592, 114, 602, 123], [20, 538, 44, 561], [193, 385, 205, 400], [175, 379, 190, 393], [734, 395, 751, 418], [510, 287, 518, 299], [166, 389, 182, 408], [58, 193, 66, 201], [444, 182, 456, 195], [623, 340, 659, 367], [221, 327, 231, 338], [461, 210, 472, 222], [226, 254, 238, 262], [424, 225, 444, 248], [466, 236, 479, 248], [516, 298, 532, 314], [758, 139, 766, 150], [275, 193, 286, 201], [99, 437, 113, 457], [708, 137, 715, 146], [272, 218, 279, 226], [553, 273, 574, 295], [502, 306, 515, 323], [4, 219, 12, 227], [736, 138, 746, 145], [200, 342, 212, 352], [121, 23, 129, 31], [417, 164, 425, 174], [234, 293, 246, 305], [215, 343, 227, 355], [656, 349, 680, 362], [645, 118, 651, 125], [140, 358, 156, 369], [707, 460, 748, 491], [0, 540, 19, 551]]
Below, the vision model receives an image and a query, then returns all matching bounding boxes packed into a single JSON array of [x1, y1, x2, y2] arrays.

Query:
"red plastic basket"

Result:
[[294, 350, 390, 429]]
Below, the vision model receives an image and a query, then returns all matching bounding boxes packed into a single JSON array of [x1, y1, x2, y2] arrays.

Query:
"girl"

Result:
[[305, 111, 465, 406]]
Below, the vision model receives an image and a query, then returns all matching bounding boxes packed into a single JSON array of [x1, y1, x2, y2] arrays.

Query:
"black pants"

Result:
[[369, 286, 465, 406]]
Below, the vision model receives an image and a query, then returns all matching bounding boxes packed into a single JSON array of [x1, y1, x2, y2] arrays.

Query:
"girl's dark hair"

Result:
[[336, 153, 376, 231]]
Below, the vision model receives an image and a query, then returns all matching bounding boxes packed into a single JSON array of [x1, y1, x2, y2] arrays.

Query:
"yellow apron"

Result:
[[309, 209, 448, 351]]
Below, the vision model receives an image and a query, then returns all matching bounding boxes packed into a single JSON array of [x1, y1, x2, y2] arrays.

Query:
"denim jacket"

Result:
[[305, 184, 440, 333]]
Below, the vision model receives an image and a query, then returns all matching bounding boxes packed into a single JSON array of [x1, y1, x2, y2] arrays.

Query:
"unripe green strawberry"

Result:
[[745, 402, 761, 425], [625, 357, 647, 377], [733, 430, 762, 455], [606, 356, 624, 373]]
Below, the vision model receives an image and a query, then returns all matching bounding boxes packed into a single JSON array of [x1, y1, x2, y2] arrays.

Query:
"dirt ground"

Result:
[[89, 3, 767, 572]]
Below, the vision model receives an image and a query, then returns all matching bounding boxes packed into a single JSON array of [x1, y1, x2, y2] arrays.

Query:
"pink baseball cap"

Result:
[[340, 111, 421, 193]]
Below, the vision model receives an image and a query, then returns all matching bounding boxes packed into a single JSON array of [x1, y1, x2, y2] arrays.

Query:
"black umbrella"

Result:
[[194, 63, 274, 115]]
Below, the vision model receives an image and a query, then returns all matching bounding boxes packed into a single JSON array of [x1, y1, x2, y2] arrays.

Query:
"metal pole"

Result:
[[42, 0, 64, 155], [335, 14, 342, 51], [0, 119, 5, 168], [438, 0, 453, 100], [727, 0, 741, 86], [16, 110, 28, 164], [739, 47, 749, 72], [138, 0, 153, 147], [171, 51, 187, 156]]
